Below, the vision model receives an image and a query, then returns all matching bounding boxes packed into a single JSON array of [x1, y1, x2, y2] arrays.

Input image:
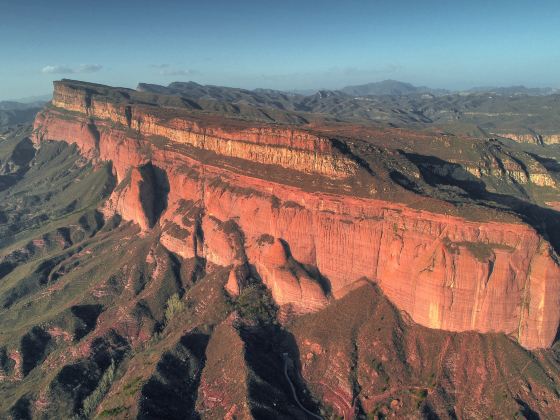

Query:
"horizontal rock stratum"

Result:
[[33, 80, 560, 349]]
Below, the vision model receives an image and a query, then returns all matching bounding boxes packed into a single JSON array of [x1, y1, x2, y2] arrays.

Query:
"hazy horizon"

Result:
[[2, 0, 560, 100], [5, 78, 560, 103]]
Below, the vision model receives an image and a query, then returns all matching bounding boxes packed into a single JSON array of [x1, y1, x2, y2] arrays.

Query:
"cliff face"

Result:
[[32, 81, 560, 349], [498, 131, 560, 145], [50, 81, 356, 178], [464, 151, 557, 188]]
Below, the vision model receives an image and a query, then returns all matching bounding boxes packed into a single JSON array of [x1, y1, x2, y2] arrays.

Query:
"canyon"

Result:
[[1, 80, 560, 418], [33, 80, 560, 350]]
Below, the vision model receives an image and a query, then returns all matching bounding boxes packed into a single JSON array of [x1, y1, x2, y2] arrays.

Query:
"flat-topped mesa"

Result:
[[47, 80, 357, 178], [497, 131, 560, 145], [463, 152, 557, 187], [34, 80, 560, 350]]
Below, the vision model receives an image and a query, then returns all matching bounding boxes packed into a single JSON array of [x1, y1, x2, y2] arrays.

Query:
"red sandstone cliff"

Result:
[[31, 81, 560, 349]]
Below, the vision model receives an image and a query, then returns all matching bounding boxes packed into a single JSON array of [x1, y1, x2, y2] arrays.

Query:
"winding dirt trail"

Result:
[[283, 353, 323, 419]]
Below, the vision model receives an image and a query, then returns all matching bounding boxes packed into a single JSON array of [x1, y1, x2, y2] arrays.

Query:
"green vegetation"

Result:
[[98, 405, 128, 417], [3, 82, 560, 418], [256, 233, 275, 246], [459, 241, 514, 262], [79, 360, 116, 418], [164, 293, 186, 323], [122, 376, 145, 397], [443, 238, 514, 262], [113, 167, 132, 193], [235, 283, 277, 325], [270, 195, 281, 209], [283, 200, 303, 209]]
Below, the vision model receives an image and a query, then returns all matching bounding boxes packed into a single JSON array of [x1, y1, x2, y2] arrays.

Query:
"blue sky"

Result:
[[1, 0, 560, 99]]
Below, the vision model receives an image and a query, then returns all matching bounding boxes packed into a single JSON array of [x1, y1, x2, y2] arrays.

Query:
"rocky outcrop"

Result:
[[48, 81, 357, 179], [463, 147, 557, 188], [248, 237, 330, 315], [498, 131, 560, 145], [195, 317, 252, 419], [32, 81, 560, 349], [102, 165, 156, 231]]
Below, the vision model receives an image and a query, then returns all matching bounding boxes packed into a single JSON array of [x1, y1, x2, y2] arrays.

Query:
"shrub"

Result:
[[165, 293, 185, 323], [235, 284, 277, 325], [79, 359, 116, 418]]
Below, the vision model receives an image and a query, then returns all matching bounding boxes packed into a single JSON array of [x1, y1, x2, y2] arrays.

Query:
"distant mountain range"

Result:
[[0, 100, 47, 111], [0, 100, 47, 128], [340, 80, 558, 97], [139, 79, 558, 100], [133, 79, 560, 139], [4, 94, 52, 104], [5, 78, 558, 136], [340, 80, 450, 96], [464, 85, 558, 96]]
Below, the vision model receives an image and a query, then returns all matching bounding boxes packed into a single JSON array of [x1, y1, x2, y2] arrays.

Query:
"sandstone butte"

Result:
[[32, 80, 560, 350]]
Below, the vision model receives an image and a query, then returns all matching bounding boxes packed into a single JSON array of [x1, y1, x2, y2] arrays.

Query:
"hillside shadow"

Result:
[[526, 152, 560, 173], [0, 137, 35, 192], [71, 304, 104, 341], [239, 324, 322, 419], [138, 330, 209, 420], [139, 162, 170, 228], [401, 151, 560, 255]]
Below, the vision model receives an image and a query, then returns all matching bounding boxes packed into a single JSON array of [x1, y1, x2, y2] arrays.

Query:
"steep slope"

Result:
[[290, 282, 560, 418], [1, 80, 560, 418], [33, 80, 560, 349]]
